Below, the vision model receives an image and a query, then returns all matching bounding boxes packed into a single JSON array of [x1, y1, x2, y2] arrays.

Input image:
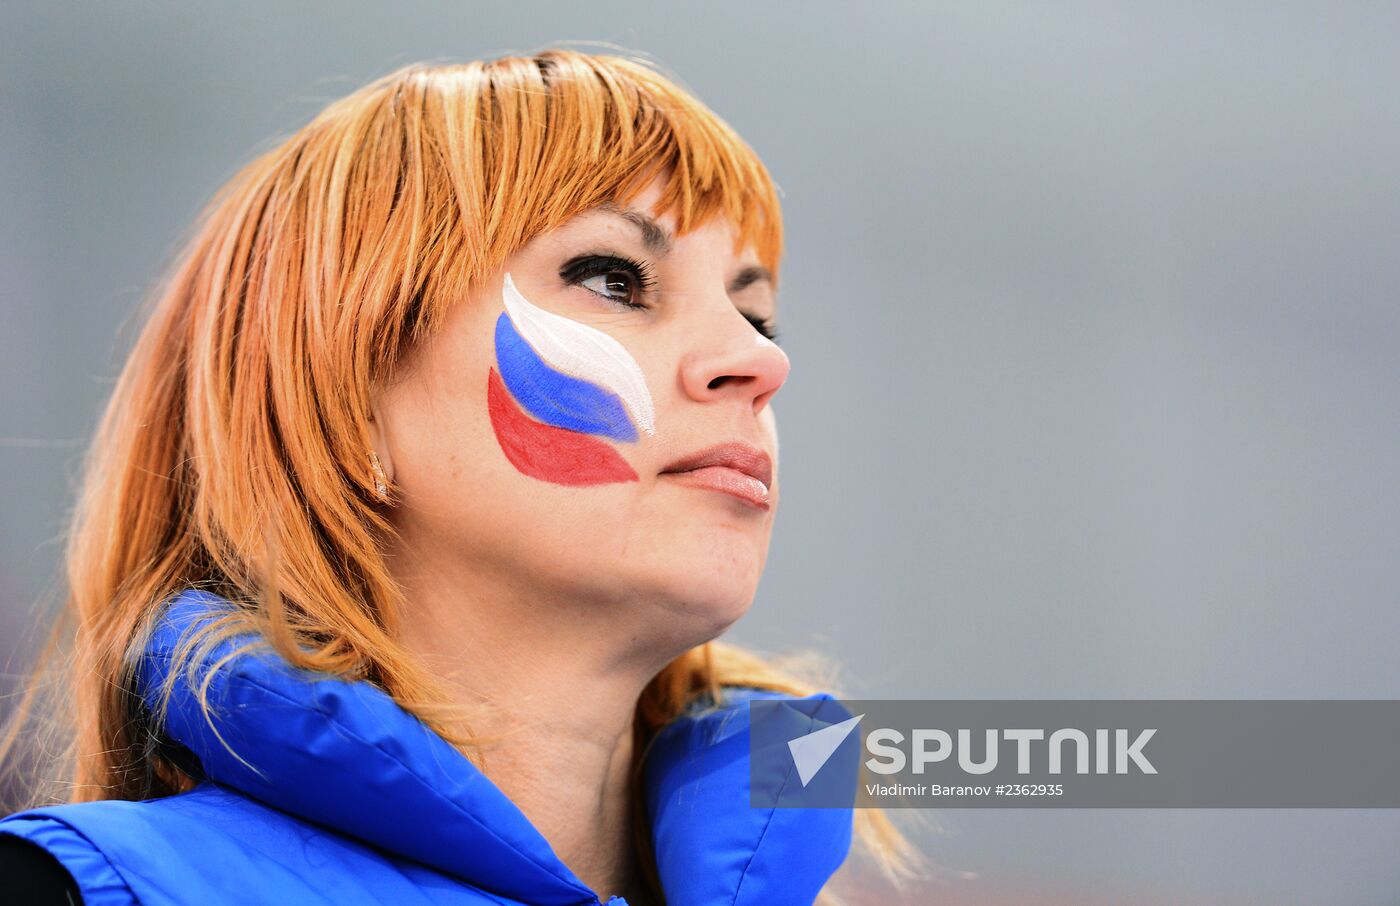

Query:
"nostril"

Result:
[[707, 375, 752, 391]]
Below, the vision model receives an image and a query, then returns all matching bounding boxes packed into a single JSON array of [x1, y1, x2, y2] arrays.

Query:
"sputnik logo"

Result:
[[787, 713, 864, 787]]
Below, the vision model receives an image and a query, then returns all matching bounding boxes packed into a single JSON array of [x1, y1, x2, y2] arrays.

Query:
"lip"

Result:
[[659, 442, 774, 510]]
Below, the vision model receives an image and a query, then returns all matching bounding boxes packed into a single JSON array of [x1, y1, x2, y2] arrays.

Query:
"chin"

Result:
[[632, 555, 763, 643], [678, 529, 768, 626]]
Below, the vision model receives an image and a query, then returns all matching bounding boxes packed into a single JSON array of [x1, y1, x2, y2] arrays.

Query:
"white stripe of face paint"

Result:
[[502, 272, 657, 436]]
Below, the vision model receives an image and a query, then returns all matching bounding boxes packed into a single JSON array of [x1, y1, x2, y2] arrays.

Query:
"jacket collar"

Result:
[[135, 589, 850, 905]]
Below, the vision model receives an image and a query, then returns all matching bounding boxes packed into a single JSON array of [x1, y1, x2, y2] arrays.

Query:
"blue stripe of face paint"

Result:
[[494, 313, 639, 443]]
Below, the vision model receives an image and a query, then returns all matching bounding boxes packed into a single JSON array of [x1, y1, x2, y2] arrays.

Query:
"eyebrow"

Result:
[[594, 201, 674, 257], [593, 201, 775, 294], [729, 265, 772, 294]]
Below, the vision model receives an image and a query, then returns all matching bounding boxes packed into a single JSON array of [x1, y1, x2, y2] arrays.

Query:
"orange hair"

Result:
[[0, 48, 923, 900]]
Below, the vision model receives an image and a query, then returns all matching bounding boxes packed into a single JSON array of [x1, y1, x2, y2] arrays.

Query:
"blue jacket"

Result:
[[0, 589, 852, 905]]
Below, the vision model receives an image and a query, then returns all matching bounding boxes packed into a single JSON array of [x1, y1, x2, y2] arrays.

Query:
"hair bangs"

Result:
[[466, 50, 784, 281]]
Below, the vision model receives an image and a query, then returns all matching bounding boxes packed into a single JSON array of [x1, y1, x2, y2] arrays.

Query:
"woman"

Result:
[[0, 49, 919, 904]]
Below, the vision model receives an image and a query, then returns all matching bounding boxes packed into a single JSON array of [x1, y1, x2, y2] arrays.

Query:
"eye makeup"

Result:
[[743, 312, 779, 343], [561, 252, 781, 342], [560, 253, 657, 310]]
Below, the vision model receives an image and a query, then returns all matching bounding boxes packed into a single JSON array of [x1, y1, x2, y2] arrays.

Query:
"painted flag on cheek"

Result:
[[487, 272, 654, 486], [486, 368, 639, 485]]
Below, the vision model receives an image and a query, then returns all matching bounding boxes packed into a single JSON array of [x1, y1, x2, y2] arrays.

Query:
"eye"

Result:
[[743, 312, 781, 344], [560, 254, 657, 310], [581, 271, 642, 306]]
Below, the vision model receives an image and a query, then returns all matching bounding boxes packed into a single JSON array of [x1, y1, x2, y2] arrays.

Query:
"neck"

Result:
[[388, 547, 679, 904]]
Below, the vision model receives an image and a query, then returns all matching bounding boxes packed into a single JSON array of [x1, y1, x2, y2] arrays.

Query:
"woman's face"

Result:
[[374, 175, 790, 644]]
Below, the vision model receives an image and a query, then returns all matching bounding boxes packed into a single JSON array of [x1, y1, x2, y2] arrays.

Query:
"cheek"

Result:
[[759, 406, 780, 465]]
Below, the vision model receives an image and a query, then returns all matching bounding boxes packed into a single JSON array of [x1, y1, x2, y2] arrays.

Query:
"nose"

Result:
[[679, 310, 791, 414]]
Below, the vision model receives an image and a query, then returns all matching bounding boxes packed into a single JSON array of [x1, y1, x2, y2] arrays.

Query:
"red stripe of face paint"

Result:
[[487, 367, 639, 486]]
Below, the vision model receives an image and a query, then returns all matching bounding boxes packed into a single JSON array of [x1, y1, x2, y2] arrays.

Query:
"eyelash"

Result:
[[561, 254, 657, 310], [560, 253, 781, 344]]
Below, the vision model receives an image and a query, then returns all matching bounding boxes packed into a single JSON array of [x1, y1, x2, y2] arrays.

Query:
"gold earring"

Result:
[[368, 450, 389, 499]]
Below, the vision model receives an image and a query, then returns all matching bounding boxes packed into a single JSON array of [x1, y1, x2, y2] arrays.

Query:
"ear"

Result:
[[367, 403, 394, 485]]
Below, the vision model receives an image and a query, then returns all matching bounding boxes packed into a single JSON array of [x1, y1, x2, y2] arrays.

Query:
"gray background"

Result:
[[3, 2, 1398, 903]]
